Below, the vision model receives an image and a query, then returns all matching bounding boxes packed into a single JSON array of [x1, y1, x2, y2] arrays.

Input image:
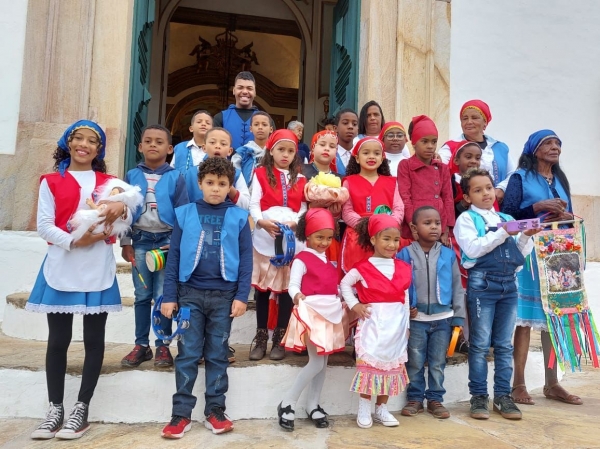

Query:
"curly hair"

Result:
[[358, 100, 386, 135], [518, 152, 571, 199], [52, 147, 106, 173], [296, 209, 339, 242], [460, 167, 494, 196], [355, 217, 373, 250], [345, 156, 391, 176], [197, 156, 235, 185], [258, 144, 301, 189]]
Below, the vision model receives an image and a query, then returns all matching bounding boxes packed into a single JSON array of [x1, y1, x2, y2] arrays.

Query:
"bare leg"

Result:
[[511, 326, 534, 404], [360, 394, 371, 400], [375, 395, 388, 405], [541, 331, 583, 405]]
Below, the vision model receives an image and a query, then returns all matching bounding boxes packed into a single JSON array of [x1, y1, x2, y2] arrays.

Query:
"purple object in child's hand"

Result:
[[497, 218, 540, 232]]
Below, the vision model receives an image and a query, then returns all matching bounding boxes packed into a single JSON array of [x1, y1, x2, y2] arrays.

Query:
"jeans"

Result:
[[131, 229, 172, 347], [467, 270, 518, 397], [406, 318, 452, 403], [172, 285, 235, 418]]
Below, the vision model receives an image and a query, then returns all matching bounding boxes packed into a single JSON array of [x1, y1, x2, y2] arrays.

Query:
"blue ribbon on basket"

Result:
[[269, 223, 296, 267], [152, 295, 191, 344]]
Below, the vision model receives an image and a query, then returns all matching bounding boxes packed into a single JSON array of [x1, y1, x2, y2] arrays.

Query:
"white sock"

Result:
[[280, 400, 295, 421]]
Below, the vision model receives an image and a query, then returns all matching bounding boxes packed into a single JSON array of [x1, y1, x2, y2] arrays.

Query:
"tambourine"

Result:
[[269, 223, 296, 267], [497, 218, 540, 232], [374, 205, 392, 215], [152, 295, 191, 344], [146, 248, 168, 272], [447, 326, 461, 357]]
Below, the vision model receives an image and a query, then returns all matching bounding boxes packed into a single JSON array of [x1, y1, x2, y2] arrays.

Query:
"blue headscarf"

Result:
[[57, 120, 107, 176], [522, 129, 562, 156]]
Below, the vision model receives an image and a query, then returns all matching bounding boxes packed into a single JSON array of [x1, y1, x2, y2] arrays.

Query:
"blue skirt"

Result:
[[516, 252, 548, 331], [26, 260, 122, 315]]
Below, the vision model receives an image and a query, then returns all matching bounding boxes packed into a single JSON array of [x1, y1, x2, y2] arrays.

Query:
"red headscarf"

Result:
[[309, 130, 339, 173], [266, 129, 298, 151], [351, 136, 385, 157], [378, 121, 406, 141], [368, 214, 400, 237], [305, 208, 335, 236], [410, 115, 438, 145], [445, 140, 480, 176], [460, 99, 492, 124]]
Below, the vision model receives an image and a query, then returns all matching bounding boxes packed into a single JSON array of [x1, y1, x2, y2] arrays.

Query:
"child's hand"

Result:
[[73, 224, 113, 248], [230, 299, 247, 318], [328, 202, 342, 217], [161, 301, 178, 319], [293, 292, 306, 305], [523, 227, 543, 237], [410, 307, 418, 319], [98, 201, 126, 226], [257, 219, 280, 238], [159, 244, 170, 251], [121, 245, 135, 263], [352, 303, 371, 320], [440, 232, 451, 247]]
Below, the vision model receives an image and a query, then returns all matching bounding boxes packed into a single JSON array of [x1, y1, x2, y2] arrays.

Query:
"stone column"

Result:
[[0, 0, 134, 230]]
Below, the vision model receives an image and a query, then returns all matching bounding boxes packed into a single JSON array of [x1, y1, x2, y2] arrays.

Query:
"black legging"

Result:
[[255, 290, 293, 329], [46, 312, 108, 405]]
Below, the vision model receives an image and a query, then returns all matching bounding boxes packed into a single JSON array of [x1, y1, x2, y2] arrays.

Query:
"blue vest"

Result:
[[175, 203, 249, 283], [127, 168, 180, 227], [335, 153, 347, 176], [516, 169, 572, 215], [173, 141, 194, 172], [222, 105, 256, 150], [235, 144, 260, 185], [490, 141, 510, 185], [460, 210, 514, 267], [184, 165, 242, 202]]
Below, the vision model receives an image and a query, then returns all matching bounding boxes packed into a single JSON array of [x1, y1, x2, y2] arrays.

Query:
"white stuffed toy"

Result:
[[68, 178, 143, 241]]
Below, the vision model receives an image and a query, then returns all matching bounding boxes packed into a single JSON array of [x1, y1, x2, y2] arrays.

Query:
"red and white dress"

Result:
[[249, 166, 307, 292], [340, 257, 411, 396]]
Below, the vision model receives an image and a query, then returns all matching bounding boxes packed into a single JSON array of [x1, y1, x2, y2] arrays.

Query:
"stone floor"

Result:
[[1, 362, 597, 449]]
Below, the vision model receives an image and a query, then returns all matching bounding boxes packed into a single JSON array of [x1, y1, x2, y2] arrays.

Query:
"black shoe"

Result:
[[493, 395, 522, 420], [308, 405, 329, 428], [55, 402, 90, 440], [470, 395, 489, 420], [277, 402, 294, 431], [30, 402, 64, 439], [228, 346, 236, 363]]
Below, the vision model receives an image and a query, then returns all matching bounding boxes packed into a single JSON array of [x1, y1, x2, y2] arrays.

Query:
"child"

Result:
[[27, 120, 132, 440], [302, 130, 340, 180], [340, 214, 412, 428], [160, 157, 252, 439], [446, 140, 484, 217], [249, 129, 307, 361], [232, 111, 273, 188], [397, 206, 465, 419], [334, 108, 359, 176], [340, 137, 404, 273], [454, 168, 539, 421], [379, 121, 411, 178], [277, 208, 347, 431], [184, 127, 250, 210], [171, 110, 213, 171], [398, 115, 454, 245]]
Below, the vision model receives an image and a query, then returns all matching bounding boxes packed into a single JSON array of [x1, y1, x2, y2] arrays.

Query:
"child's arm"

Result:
[[288, 258, 307, 304], [450, 258, 466, 327], [232, 218, 253, 317], [397, 159, 414, 227], [173, 173, 190, 207], [391, 187, 405, 224], [232, 174, 250, 210], [340, 269, 371, 319], [162, 216, 183, 314], [341, 179, 362, 228], [454, 212, 511, 259]]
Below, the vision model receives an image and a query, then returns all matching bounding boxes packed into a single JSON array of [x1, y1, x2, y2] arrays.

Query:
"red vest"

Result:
[[354, 259, 411, 304], [40, 171, 116, 243], [295, 251, 338, 295], [256, 166, 306, 212], [345, 174, 396, 216]]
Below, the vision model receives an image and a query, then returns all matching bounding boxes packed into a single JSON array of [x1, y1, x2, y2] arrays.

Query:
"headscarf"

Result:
[[305, 208, 335, 237], [445, 140, 481, 176], [460, 99, 492, 124], [309, 130, 339, 173], [523, 129, 562, 156], [266, 129, 298, 151], [378, 121, 406, 141], [409, 115, 438, 146], [351, 136, 385, 157], [368, 214, 399, 237], [57, 120, 106, 177]]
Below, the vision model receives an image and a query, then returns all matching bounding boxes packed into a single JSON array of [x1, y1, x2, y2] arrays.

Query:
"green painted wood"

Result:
[[329, 0, 361, 117], [125, 0, 155, 172]]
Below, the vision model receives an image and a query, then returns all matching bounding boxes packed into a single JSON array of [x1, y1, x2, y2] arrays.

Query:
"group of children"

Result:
[[27, 95, 541, 441]]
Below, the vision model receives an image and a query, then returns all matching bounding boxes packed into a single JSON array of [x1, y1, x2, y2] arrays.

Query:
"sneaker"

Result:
[[427, 400, 450, 419], [470, 395, 490, 420], [493, 395, 522, 420], [154, 346, 174, 367], [161, 415, 192, 439], [374, 403, 399, 427], [30, 402, 64, 439], [228, 346, 236, 363], [55, 402, 90, 440], [401, 400, 424, 417], [121, 345, 153, 367], [205, 406, 234, 434], [356, 398, 373, 429]]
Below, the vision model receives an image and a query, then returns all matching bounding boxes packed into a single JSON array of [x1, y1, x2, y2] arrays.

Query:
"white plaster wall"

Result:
[[0, 1, 28, 155], [450, 0, 600, 197]]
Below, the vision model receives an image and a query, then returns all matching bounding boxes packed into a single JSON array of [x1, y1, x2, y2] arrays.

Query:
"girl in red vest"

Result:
[[340, 214, 412, 429], [27, 120, 133, 440], [249, 129, 307, 361], [278, 208, 354, 431], [340, 137, 404, 273]]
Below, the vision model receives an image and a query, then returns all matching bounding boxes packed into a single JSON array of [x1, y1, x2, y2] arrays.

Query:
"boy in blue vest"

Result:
[[121, 124, 189, 368], [232, 111, 273, 189], [454, 168, 539, 421], [160, 157, 252, 438], [171, 110, 213, 172], [398, 206, 465, 420]]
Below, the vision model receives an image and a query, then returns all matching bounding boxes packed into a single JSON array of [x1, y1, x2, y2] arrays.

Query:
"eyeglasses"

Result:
[[385, 132, 405, 139]]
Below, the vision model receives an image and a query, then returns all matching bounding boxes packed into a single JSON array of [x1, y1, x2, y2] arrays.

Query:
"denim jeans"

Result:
[[172, 285, 235, 418], [131, 229, 172, 347], [467, 270, 518, 397], [406, 318, 452, 403]]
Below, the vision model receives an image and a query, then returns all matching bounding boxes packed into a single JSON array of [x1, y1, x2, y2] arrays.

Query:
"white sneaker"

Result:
[[374, 403, 399, 427], [356, 398, 373, 428]]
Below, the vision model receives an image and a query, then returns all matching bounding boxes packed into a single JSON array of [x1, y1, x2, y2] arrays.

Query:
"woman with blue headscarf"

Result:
[[27, 120, 134, 440], [502, 130, 582, 407]]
